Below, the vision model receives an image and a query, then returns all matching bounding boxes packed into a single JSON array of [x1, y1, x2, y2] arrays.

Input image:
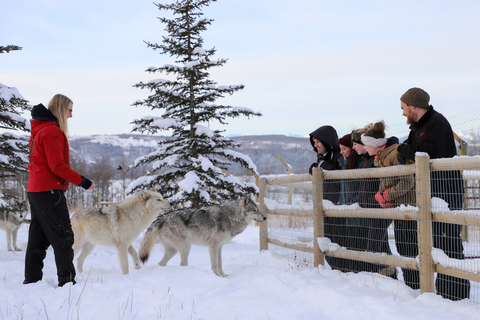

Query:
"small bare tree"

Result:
[[88, 156, 115, 207]]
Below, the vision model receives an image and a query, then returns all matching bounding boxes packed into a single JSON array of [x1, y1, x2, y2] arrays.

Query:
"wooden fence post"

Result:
[[415, 154, 435, 294], [312, 167, 325, 267], [259, 177, 269, 251]]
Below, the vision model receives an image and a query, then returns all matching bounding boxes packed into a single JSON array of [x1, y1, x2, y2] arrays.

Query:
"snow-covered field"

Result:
[[1, 222, 479, 320]]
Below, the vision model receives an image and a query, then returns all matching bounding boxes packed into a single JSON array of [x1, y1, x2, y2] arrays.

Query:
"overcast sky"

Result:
[[2, 0, 480, 138]]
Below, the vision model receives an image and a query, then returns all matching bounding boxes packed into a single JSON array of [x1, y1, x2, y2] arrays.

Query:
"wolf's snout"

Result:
[[256, 216, 266, 222]]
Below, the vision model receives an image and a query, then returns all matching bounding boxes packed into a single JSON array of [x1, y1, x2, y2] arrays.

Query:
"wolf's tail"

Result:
[[139, 224, 158, 264]]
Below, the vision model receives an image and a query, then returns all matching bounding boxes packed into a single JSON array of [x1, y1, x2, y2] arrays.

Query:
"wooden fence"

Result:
[[258, 154, 480, 295]]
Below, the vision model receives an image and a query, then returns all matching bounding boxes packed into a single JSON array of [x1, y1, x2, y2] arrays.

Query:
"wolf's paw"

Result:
[[213, 270, 228, 277], [134, 263, 141, 270]]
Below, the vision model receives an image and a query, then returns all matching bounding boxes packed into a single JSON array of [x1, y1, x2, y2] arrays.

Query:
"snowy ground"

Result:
[[1, 223, 479, 320]]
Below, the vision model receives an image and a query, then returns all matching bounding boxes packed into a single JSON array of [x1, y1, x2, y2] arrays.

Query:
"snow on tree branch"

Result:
[[0, 60, 30, 207], [129, 0, 261, 207]]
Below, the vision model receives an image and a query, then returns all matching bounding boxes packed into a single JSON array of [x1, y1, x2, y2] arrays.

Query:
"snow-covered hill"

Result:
[[69, 134, 316, 176]]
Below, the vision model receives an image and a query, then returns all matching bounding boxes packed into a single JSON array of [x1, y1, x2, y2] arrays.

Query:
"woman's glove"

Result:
[[375, 191, 393, 208]]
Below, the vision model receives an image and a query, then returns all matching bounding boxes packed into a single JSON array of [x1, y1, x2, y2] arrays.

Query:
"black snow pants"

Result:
[[365, 218, 394, 274], [25, 190, 76, 284], [431, 171, 470, 301], [393, 219, 420, 289]]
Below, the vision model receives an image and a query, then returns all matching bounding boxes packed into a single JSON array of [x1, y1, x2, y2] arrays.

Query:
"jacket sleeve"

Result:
[[380, 151, 416, 202], [320, 161, 337, 170], [384, 174, 415, 201], [43, 129, 84, 186], [360, 177, 380, 208]]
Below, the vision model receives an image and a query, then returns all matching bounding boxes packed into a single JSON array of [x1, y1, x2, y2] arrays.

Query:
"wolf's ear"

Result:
[[139, 190, 151, 200]]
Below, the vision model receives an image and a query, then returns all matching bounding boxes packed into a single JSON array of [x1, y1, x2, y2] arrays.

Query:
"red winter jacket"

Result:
[[27, 118, 84, 192]]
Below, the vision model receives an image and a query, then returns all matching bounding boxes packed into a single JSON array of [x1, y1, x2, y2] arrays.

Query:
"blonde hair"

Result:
[[351, 123, 373, 144], [48, 94, 72, 135], [356, 123, 373, 135]]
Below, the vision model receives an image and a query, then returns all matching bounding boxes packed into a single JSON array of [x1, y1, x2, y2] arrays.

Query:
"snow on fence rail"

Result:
[[257, 154, 480, 297]]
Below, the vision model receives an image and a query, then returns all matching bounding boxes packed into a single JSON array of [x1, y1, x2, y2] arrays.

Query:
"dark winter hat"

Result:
[[351, 131, 363, 145], [338, 134, 352, 148], [400, 87, 430, 109]]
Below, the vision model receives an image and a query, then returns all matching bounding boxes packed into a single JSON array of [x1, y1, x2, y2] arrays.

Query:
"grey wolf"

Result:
[[71, 190, 170, 275], [0, 201, 28, 251], [139, 195, 266, 277]]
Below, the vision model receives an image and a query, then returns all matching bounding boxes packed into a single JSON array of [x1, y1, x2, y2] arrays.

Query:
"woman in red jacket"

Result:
[[24, 94, 95, 287]]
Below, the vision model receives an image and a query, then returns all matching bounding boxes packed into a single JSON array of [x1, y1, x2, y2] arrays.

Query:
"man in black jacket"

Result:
[[397, 87, 470, 301]]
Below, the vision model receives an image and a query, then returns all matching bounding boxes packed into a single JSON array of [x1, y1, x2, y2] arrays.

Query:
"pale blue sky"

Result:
[[2, 0, 480, 138]]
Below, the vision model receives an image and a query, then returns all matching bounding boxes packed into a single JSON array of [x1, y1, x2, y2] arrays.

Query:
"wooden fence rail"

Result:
[[258, 154, 480, 295]]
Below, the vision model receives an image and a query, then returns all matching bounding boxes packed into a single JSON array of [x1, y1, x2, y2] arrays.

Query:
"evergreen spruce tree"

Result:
[[129, 0, 261, 208], [0, 45, 30, 209]]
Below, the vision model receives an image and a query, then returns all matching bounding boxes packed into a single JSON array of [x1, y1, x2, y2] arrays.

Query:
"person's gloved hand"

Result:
[[395, 143, 415, 164], [309, 160, 327, 174], [309, 162, 321, 175], [395, 143, 406, 158], [375, 191, 393, 208]]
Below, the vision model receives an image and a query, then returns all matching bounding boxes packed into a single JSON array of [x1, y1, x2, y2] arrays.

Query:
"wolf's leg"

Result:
[[209, 244, 227, 277], [72, 233, 83, 257], [159, 245, 178, 266], [12, 228, 21, 251], [127, 244, 141, 270], [76, 242, 95, 273], [116, 244, 130, 275], [178, 242, 191, 266], [217, 246, 226, 276], [6, 228, 13, 251]]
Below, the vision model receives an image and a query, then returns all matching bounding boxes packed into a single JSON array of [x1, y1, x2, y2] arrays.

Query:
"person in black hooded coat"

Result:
[[308, 125, 351, 272]]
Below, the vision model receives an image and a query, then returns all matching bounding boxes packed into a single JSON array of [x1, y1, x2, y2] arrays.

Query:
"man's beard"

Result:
[[406, 112, 416, 125]]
